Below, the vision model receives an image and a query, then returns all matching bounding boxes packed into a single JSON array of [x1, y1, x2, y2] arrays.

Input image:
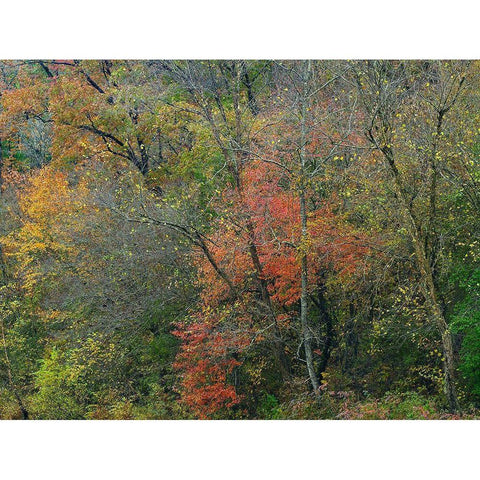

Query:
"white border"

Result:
[[0, 420, 478, 478], [0, 1, 478, 476], [1, 0, 479, 58]]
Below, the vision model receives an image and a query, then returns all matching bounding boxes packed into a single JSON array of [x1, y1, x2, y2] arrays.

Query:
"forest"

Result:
[[0, 59, 479, 420]]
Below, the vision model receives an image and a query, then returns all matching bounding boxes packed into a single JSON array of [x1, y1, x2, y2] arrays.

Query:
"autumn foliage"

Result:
[[173, 158, 370, 416], [1, 60, 479, 420]]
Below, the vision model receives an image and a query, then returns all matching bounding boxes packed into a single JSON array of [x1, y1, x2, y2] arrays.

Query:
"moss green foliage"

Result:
[[451, 267, 480, 400]]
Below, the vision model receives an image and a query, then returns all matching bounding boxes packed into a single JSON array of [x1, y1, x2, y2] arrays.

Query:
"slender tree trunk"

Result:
[[246, 222, 291, 379], [240, 61, 259, 116], [342, 302, 358, 374], [314, 287, 334, 385], [411, 225, 458, 412], [425, 109, 444, 279], [299, 60, 320, 395], [232, 64, 291, 379], [381, 146, 459, 412]]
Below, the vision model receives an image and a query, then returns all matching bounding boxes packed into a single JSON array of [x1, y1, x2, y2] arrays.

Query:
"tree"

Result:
[[351, 60, 473, 412]]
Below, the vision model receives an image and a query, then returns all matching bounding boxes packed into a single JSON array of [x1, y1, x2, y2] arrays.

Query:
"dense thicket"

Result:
[[0, 60, 479, 419]]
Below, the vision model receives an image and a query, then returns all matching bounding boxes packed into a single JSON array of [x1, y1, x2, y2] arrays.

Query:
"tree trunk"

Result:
[[382, 146, 459, 412], [299, 60, 320, 396], [314, 287, 334, 385], [233, 64, 291, 380], [246, 222, 291, 379]]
